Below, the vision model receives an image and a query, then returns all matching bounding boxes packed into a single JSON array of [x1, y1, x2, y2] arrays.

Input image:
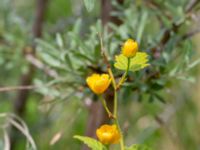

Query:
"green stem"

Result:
[[114, 91, 117, 118], [99, 95, 113, 118], [117, 58, 131, 89], [108, 67, 125, 150], [113, 91, 125, 150], [115, 119, 125, 150], [106, 145, 110, 150], [108, 68, 116, 90], [98, 35, 125, 149]]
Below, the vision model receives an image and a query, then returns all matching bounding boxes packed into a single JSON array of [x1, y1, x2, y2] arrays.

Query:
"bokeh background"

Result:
[[0, 0, 200, 150]]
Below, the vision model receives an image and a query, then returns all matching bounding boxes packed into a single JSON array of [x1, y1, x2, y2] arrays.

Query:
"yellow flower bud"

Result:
[[122, 39, 138, 57], [96, 124, 121, 145], [86, 73, 111, 94]]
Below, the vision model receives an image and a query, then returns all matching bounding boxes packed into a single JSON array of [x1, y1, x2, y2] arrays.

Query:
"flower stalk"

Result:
[[111, 71, 125, 150], [97, 34, 126, 150], [117, 58, 131, 90], [106, 145, 110, 150], [108, 66, 125, 150], [99, 95, 114, 118]]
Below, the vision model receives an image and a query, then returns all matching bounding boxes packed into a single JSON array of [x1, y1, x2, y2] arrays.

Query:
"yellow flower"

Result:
[[122, 39, 138, 58], [86, 73, 111, 94], [96, 124, 121, 145]]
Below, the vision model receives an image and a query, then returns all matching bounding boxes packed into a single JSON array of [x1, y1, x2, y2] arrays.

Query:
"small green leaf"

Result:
[[114, 52, 149, 72], [187, 58, 200, 70], [125, 144, 152, 150], [176, 76, 195, 83], [56, 33, 64, 48], [84, 0, 95, 12], [40, 53, 62, 68], [64, 54, 74, 70], [73, 135, 106, 150], [137, 10, 148, 43], [154, 93, 166, 103]]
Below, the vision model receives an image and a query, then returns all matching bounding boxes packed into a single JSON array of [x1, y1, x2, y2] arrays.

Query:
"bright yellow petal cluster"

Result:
[[122, 39, 138, 58], [96, 124, 121, 145], [86, 73, 111, 94]]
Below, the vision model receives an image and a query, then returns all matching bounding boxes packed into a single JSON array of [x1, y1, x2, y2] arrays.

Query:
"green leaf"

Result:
[[40, 53, 62, 68], [176, 76, 195, 83], [84, 0, 95, 12], [72, 18, 82, 34], [73, 135, 106, 150], [154, 93, 166, 103], [136, 10, 148, 43], [187, 58, 200, 70], [64, 54, 74, 70], [125, 144, 152, 150], [114, 52, 150, 72], [56, 33, 64, 48]]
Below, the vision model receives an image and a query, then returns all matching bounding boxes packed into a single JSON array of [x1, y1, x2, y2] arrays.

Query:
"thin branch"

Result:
[[154, 97, 186, 149], [182, 27, 200, 40], [97, 32, 117, 89], [149, 0, 200, 58], [186, 0, 199, 13], [0, 85, 39, 92], [98, 32, 111, 69], [8, 117, 37, 150], [3, 129, 10, 150], [0, 80, 59, 93]]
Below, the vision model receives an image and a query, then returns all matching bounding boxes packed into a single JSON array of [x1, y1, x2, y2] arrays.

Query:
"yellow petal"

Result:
[[86, 73, 111, 94], [122, 39, 138, 58], [96, 124, 121, 145]]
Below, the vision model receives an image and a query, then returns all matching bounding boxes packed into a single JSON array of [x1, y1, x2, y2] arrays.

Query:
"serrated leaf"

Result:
[[125, 144, 152, 150], [114, 52, 149, 72], [73, 135, 106, 150], [84, 0, 95, 12]]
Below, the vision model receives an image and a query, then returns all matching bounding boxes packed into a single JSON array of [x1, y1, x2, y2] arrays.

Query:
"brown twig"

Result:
[[182, 27, 200, 40], [0, 82, 54, 92], [98, 32, 111, 69], [0, 85, 37, 92], [149, 0, 200, 58], [186, 0, 199, 13], [155, 115, 182, 149]]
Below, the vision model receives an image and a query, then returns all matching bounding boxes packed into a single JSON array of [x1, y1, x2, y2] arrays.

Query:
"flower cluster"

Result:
[[83, 38, 149, 148]]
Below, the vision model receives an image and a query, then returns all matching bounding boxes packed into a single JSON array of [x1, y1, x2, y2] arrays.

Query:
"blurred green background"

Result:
[[0, 0, 200, 150]]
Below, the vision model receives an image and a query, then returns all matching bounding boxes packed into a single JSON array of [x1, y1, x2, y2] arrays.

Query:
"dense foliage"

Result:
[[0, 0, 200, 150]]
